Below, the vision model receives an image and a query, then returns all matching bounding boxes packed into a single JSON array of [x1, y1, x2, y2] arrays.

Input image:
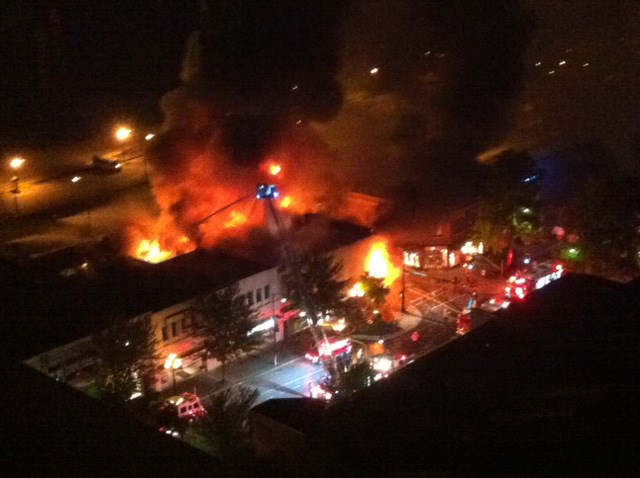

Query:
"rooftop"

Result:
[[2, 362, 260, 478], [1, 249, 269, 361], [256, 274, 640, 477]]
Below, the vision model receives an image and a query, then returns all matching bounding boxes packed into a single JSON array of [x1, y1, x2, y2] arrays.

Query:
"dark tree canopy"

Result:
[[283, 254, 349, 320], [93, 314, 157, 403], [198, 284, 262, 381], [474, 150, 541, 253], [564, 174, 640, 273]]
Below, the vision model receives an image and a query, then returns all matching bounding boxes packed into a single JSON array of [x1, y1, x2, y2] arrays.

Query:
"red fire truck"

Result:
[[504, 262, 564, 302]]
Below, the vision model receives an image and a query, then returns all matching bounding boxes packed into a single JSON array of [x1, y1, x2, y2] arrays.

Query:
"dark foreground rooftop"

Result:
[[254, 274, 640, 477], [2, 362, 264, 478]]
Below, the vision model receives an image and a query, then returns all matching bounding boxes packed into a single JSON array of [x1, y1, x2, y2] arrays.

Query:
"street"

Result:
[[159, 342, 327, 406], [159, 315, 457, 408]]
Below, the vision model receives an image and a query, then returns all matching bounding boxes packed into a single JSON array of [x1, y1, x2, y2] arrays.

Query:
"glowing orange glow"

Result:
[[179, 236, 190, 243], [269, 164, 282, 176], [365, 241, 400, 286], [224, 210, 248, 229], [280, 196, 292, 208], [136, 239, 174, 263]]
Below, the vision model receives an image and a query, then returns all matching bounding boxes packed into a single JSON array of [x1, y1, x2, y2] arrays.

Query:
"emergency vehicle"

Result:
[[504, 262, 564, 302], [305, 337, 352, 364], [159, 392, 206, 420]]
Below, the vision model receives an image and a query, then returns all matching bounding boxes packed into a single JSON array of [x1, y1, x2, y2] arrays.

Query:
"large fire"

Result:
[[136, 239, 174, 264], [224, 210, 248, 229], [280, 196, 293, 208], [365, 241, 400, 286]]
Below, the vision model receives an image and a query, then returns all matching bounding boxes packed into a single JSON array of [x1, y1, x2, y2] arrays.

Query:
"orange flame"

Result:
[[136, 239, 174, 264], [269, 163, 282, 176], [365, 241, 400, 286], [224, 210, 248, 229], [280, 196, 292, 208]]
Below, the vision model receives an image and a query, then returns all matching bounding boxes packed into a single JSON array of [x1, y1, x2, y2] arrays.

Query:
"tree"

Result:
[[564, 174, 640, 274], [344, 273, 392, 330], [203, 386, 260, 460], [474, 150, 542, 254], [341, 361, 374, 398], [93, 314, 157, 403], [282, 254, 349, 320], [198, 284, 262, 381], [360, 273, 390, 308]]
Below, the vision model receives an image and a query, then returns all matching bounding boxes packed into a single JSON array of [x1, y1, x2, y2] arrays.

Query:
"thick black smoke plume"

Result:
[[194, 0, 345, 164], [332, 0, 534, 210]]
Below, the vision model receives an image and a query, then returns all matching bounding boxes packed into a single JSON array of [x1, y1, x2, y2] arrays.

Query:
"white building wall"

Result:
[[237, 266, 282, 320]]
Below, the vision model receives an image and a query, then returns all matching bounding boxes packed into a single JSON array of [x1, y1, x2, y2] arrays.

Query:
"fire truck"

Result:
[[504, 262, 564, 302]]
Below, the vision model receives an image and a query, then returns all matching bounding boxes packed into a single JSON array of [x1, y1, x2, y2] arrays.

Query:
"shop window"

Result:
[[256, 288, 262, 303]]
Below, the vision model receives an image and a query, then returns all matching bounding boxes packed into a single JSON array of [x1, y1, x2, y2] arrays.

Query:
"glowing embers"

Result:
[[365, 241, 400, 286], [223, 210, 248, 229], [136, 239, 174, 264]]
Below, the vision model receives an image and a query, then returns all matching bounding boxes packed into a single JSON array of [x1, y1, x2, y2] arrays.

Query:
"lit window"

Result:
[[403, 251, 420, 268]]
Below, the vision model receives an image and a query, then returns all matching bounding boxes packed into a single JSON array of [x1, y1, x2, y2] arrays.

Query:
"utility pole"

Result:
[[401, 259, 406, 313], [257, 185, 341, 386]]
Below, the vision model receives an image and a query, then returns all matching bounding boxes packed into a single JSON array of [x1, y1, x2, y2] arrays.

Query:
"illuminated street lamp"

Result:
[[164, 353, 183, 393], [114, 126, 132, 142], [9, 157, 25, 170], [9, 156, 26, 215]]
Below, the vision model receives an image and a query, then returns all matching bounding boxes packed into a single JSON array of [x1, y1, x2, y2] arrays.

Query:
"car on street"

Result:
[[92, 154, 122, 172]]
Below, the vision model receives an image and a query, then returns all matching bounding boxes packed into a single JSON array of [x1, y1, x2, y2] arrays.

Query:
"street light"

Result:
[[70, 176, 94, 237], [164, 353, 183, 393], [9, 157, 25, 170], [114, 126, 132, 142], [9, 156, 25, 215]]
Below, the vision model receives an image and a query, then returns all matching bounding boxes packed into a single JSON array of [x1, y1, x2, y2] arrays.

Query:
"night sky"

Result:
[[1, 1, 638, 191]]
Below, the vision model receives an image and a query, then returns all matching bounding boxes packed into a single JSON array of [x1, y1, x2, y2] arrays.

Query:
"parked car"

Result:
[[92, 155, 122, 172]]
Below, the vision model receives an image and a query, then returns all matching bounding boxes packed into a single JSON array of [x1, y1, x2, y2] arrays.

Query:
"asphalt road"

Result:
[[160, 342, 327, 406], [0, 156, 157, 258]]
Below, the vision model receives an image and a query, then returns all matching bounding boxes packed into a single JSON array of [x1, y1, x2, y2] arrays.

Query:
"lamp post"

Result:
[[71, 176, 93, 237], [270, 294, 288, 366], [9, 157, 25, 215], [164, 353, 183, 394]]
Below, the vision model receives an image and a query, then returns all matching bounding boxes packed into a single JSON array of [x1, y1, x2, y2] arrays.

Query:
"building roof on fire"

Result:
[[255, 274, 640, 477]]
